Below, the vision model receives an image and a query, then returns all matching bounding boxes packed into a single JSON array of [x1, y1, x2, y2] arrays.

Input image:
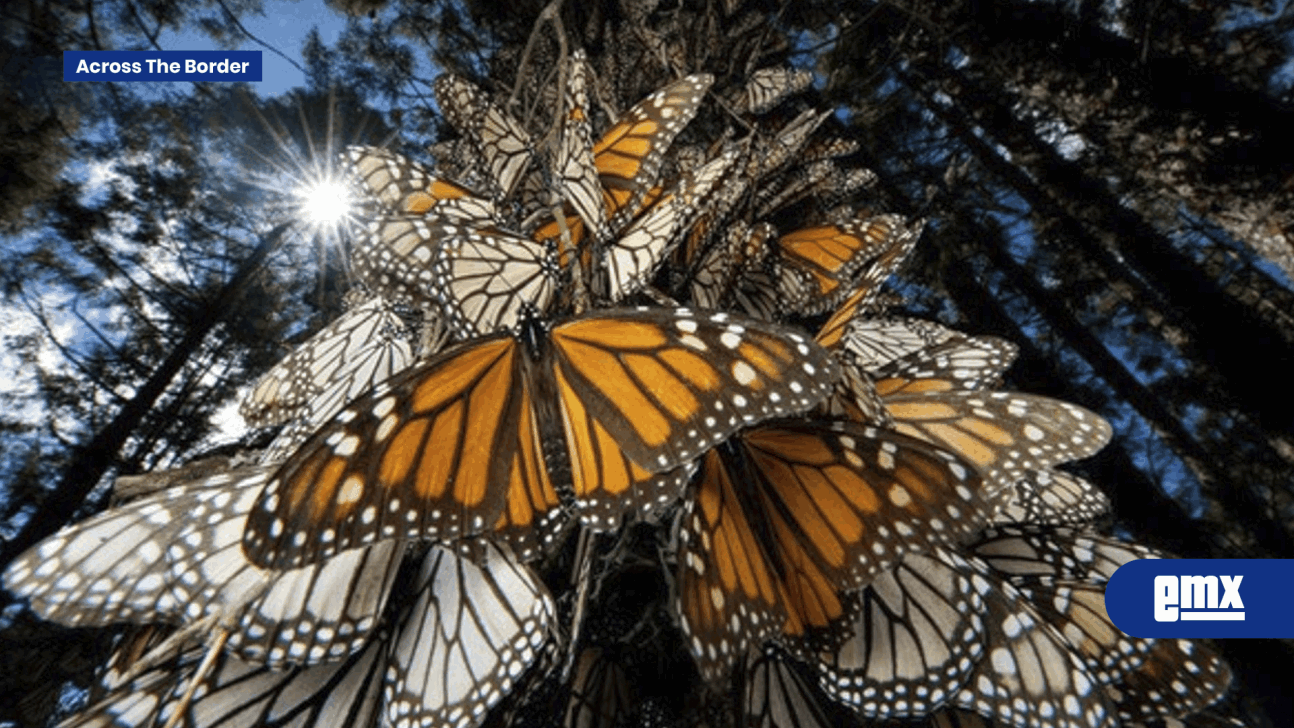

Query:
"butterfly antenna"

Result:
[[160, 626, 230, 728]]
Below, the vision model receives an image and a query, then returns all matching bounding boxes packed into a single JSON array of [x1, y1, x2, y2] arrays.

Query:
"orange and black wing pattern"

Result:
[[871, 335, 1019, 395], [554, 49, 610, 246], [527, 74, 709, 276], [550, 307, 839, 528], [855, 335, 1112, 498], [599, 147, 741, 303], [811, 220, 924, 349], [593, 75, 713, 231], [879, 390, 1112, 498], [243, 333, 546, 569], [676, 419, 987, 682], [243, 308, 839, 569]]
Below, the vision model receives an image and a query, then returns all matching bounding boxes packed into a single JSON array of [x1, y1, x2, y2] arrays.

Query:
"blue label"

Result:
[[1106, 559, 1294, 637], [64, 51, 261, 82]]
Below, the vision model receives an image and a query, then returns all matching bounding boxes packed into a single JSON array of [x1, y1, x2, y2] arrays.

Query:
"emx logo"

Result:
[[1107, 559, 1293, 637], [1154, 575, 1243, 621]]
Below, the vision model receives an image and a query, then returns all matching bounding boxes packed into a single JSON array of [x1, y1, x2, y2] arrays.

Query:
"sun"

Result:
[[296, 177, 354, 227]]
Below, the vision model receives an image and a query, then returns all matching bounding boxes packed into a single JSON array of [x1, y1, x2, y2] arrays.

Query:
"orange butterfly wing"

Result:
[[552, 308, 839, 527], [244, 309, 840, 568], [594, 75, 713, 230], [812, 219, 924, 349], [243, 334, 548, 569], [676, 420, 988, 682], [879, 390, 1112, 497]]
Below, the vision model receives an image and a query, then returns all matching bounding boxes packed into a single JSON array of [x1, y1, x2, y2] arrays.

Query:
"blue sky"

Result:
[[159, 0, 347, 97]]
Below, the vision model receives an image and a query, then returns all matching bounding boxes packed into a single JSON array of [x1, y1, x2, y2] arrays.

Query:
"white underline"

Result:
[[1180, 611, 1245, 621]]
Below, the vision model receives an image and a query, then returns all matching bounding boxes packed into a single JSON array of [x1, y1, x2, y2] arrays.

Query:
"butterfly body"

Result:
[[243, 308, 840, 569]]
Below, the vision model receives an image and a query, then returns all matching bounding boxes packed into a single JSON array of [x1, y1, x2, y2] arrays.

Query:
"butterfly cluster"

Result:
[[3, 40, 1238, 728]]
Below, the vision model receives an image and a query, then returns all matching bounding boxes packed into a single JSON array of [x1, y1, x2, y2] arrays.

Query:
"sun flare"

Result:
[[297, 178, 354, 227]]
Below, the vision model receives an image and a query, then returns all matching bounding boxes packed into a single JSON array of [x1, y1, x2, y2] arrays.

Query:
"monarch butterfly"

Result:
[[434, 75, 535, 201], [773, 215, 917, 316], [970, 527, 1168, 688], [344, 145, 489, 217], [800, 136, 862, 165], [750, 109, 830, 179], [598, 145, 742, 303], [688, 221, 774, 311], [729, 266, 784, 322], [674, 419, 989, 682], [864, 332, 1114, 500], [808, 547, 987, 719], [973, 525, 1156, 580], [343, 147, 500, 307], [426, 222, 561, 339], [61, 638, 386, 728], [815, 321, 975, 431], [742, 648, 837, 728], [1010, 578, 1155, 685], [810, 221, 925, 349], [817, 353, 892, 426], [869, 334, 1017, 392], [532, 74, 715, 272], [3, 468, 267, 629], [842, 329, 1113, 507], [2, 467, 403, 669], [763, 164, 876, 220], [386, 541, 554, 728], [592, 74, 713, 232], [738, 67, 814, 115], [58, 539, 553, 728], [755, 159, 836, 220], [812, 539, 1133, 728], [240, 296, 412, 431], [242, 306, 839, 570], [839, 317, 963, 369], [426, 137, 489, 191], [672, 176, 747, 280], [883, 391, 1111, 500], [554, 49, 610, 246], [939, 553, 1114, 728], [1107, 638, 1232, 725], [351, 211, 501, 309], [977, 531, 1225, 725]]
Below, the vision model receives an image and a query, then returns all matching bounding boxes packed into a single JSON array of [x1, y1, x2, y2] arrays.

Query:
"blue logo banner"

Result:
[[64, 51, 261, 82], [1106, 559, 1294, 637]]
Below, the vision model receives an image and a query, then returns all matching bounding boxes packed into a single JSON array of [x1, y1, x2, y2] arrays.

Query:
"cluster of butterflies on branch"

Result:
[[5, 39, 1241, 728]]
